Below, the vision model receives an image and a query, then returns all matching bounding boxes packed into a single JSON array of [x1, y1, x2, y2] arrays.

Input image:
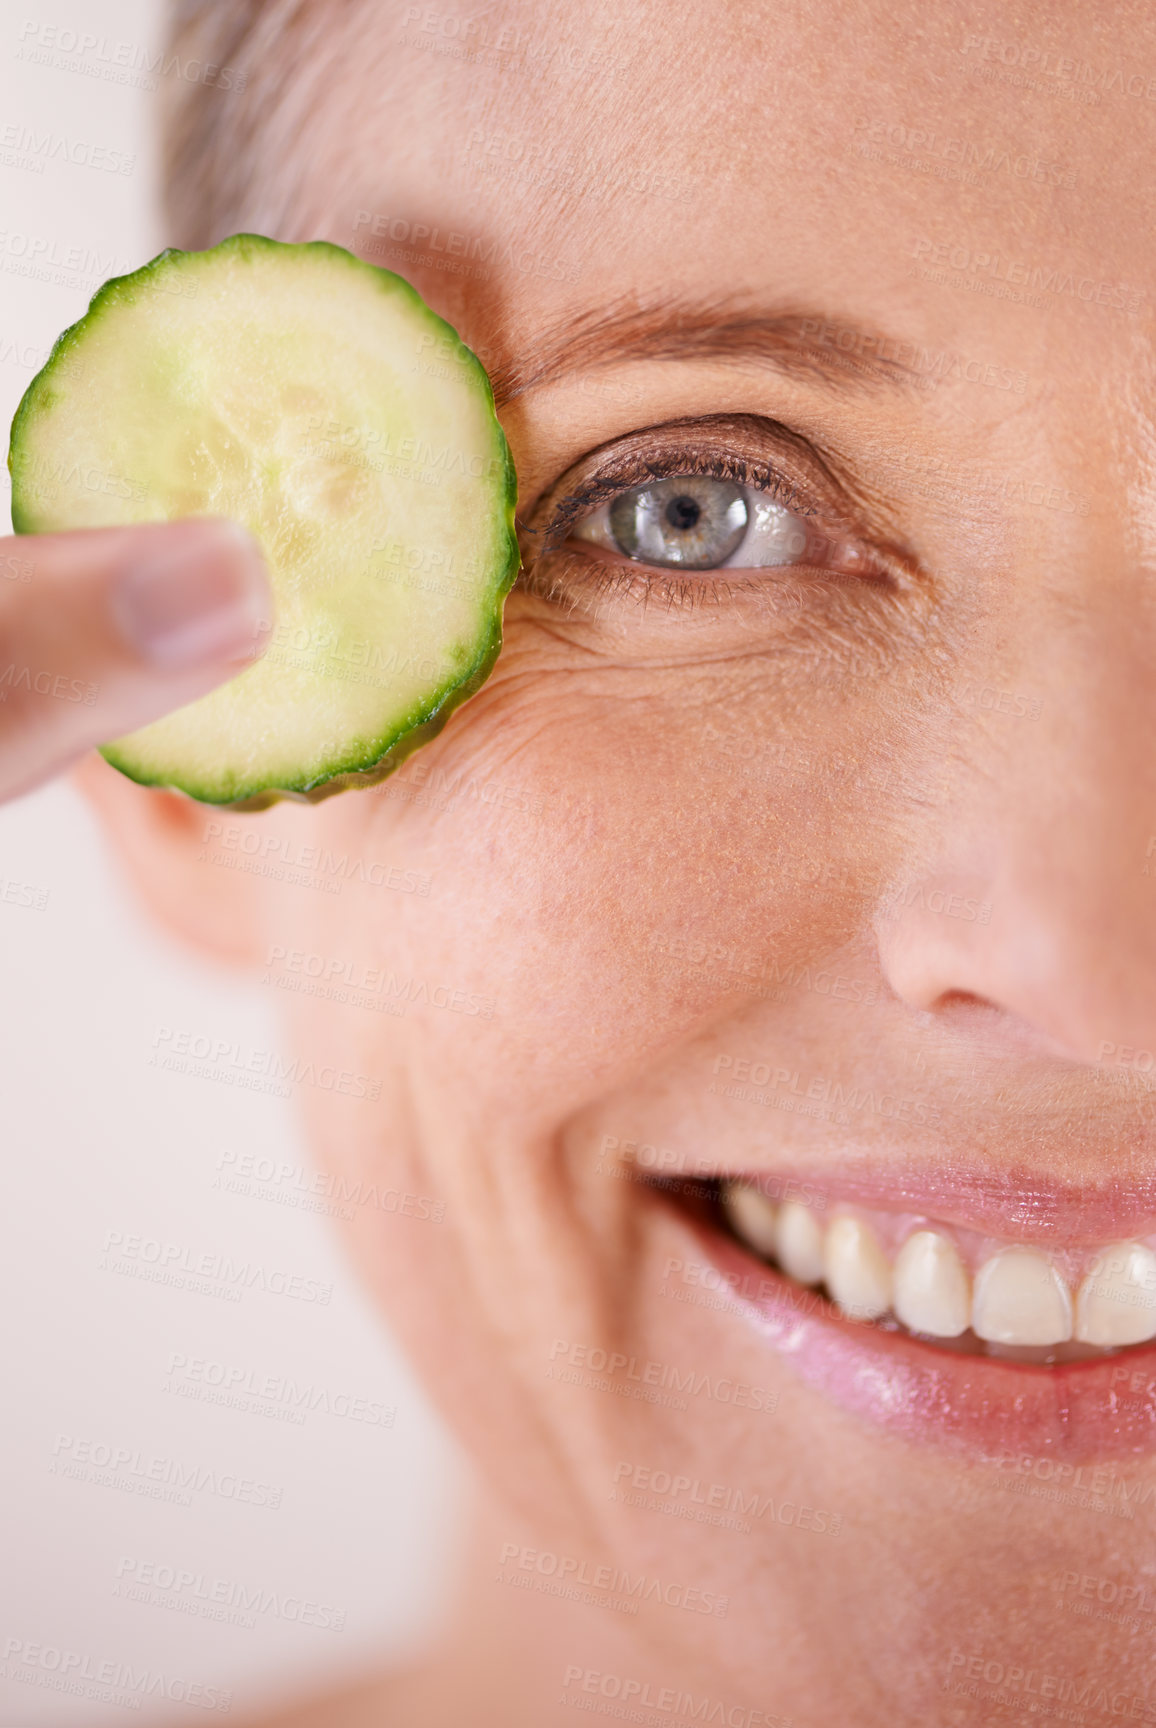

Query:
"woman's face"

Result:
[[98, 0, 1156, 1719]]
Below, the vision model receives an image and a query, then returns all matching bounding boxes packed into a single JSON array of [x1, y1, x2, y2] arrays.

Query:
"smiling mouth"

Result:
[[714, 1180, 1156, 1364], [639, 1167, 1156, 1458]]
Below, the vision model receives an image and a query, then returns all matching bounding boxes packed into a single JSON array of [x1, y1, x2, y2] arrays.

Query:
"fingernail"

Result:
[[111, 520, 272, 671]]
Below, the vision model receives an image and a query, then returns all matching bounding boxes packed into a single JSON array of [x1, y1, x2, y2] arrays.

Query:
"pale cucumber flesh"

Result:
[[7, 234, 518, 805]]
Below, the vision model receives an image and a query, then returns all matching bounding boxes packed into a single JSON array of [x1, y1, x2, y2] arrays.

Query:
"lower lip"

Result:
[[686, 1211, 1156, 1463]]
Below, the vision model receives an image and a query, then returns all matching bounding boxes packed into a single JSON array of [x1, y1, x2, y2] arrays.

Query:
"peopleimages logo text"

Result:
[[1, 1637, 231, 1711], [150, 1026, 381, 1099]]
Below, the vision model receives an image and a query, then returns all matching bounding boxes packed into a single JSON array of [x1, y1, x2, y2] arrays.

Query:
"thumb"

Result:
[[0, 517, 272, 802]]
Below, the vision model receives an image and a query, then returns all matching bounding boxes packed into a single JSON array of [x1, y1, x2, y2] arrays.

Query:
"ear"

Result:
[[71, 751, 267, 968]]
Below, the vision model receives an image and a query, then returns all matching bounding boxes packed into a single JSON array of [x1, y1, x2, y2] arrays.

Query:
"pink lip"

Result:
[[685, 1209, 1156, 1462], [710, 1162, 1156, 1245]]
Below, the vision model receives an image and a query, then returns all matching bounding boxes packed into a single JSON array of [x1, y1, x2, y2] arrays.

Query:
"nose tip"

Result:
[[876, 876, 1156, 1068]]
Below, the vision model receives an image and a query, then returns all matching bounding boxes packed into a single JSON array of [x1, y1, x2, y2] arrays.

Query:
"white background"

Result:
[[0, 4, 461, 1721]]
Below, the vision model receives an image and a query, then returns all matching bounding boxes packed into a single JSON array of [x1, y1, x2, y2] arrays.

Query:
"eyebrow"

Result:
[[485, 297, 928, 408]]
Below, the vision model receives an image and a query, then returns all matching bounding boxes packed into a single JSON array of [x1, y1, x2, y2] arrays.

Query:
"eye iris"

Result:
[[609, 477, 748, 570]]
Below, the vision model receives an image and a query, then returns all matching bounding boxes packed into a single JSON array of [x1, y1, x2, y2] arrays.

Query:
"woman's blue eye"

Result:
[[572, 476, 815, 572], [609, 477, 748, 569]]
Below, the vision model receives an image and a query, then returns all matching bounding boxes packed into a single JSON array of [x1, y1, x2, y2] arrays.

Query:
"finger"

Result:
[[0, 517, 272, 802]]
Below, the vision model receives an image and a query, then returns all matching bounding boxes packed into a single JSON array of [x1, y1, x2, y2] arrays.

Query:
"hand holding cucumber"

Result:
[[7, 235, 518, 809], [0, 516, 271, 805]]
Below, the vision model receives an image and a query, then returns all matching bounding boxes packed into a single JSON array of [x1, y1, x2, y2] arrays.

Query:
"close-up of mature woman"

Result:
[[6, 0, 1156, 1723]]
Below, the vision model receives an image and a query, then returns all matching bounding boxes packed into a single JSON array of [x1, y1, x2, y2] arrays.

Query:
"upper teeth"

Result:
[[971, 1248, 1072, 1347], [721, 1183, 1156, 1348], [823, 1215, 891, 1322], [893, 1229, 970, 1338]]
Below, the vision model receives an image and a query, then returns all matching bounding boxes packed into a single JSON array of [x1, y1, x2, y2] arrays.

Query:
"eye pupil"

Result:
[[666, 495, 701, 532]]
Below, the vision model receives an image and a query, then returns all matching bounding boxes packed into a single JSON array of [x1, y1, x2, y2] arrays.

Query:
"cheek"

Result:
[[259, 629, 900, 1139], [249, 630, 1089, 1707]]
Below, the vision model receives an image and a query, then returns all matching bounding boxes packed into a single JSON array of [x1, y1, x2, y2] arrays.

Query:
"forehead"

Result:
[[289, 0, 1156, 407]]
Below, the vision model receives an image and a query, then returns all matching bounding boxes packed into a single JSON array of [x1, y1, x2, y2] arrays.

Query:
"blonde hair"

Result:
[[160, 0, 366, 248]]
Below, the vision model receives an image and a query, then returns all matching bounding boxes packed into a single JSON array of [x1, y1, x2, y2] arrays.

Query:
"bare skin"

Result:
[[51, 0, 1156, 1722], [0, 519, 269, 801]]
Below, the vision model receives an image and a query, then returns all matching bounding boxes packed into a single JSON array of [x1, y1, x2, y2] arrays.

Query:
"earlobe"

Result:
[[71, 750, 267, 968]]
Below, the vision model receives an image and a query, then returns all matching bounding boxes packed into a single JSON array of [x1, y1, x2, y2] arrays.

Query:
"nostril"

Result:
[[875, 899, 1111, 1060], [927, 988, 1001, 1018], [931, 988, 988, 1010], [929, 997, 1115, 1068]]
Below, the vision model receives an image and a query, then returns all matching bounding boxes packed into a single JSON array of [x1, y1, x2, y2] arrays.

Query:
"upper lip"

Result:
[[665, 1159, 1156, 1246]]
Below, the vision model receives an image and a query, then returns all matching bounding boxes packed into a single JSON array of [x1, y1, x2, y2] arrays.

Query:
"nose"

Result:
[[875, 590, 1156, 1066]]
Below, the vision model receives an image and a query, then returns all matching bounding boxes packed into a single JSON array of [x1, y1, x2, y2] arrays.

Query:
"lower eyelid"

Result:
[[522, 547, 828, 624]]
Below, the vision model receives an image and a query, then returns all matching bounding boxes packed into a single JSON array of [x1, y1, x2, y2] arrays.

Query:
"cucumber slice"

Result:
[[7, 234, 518, 806]]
